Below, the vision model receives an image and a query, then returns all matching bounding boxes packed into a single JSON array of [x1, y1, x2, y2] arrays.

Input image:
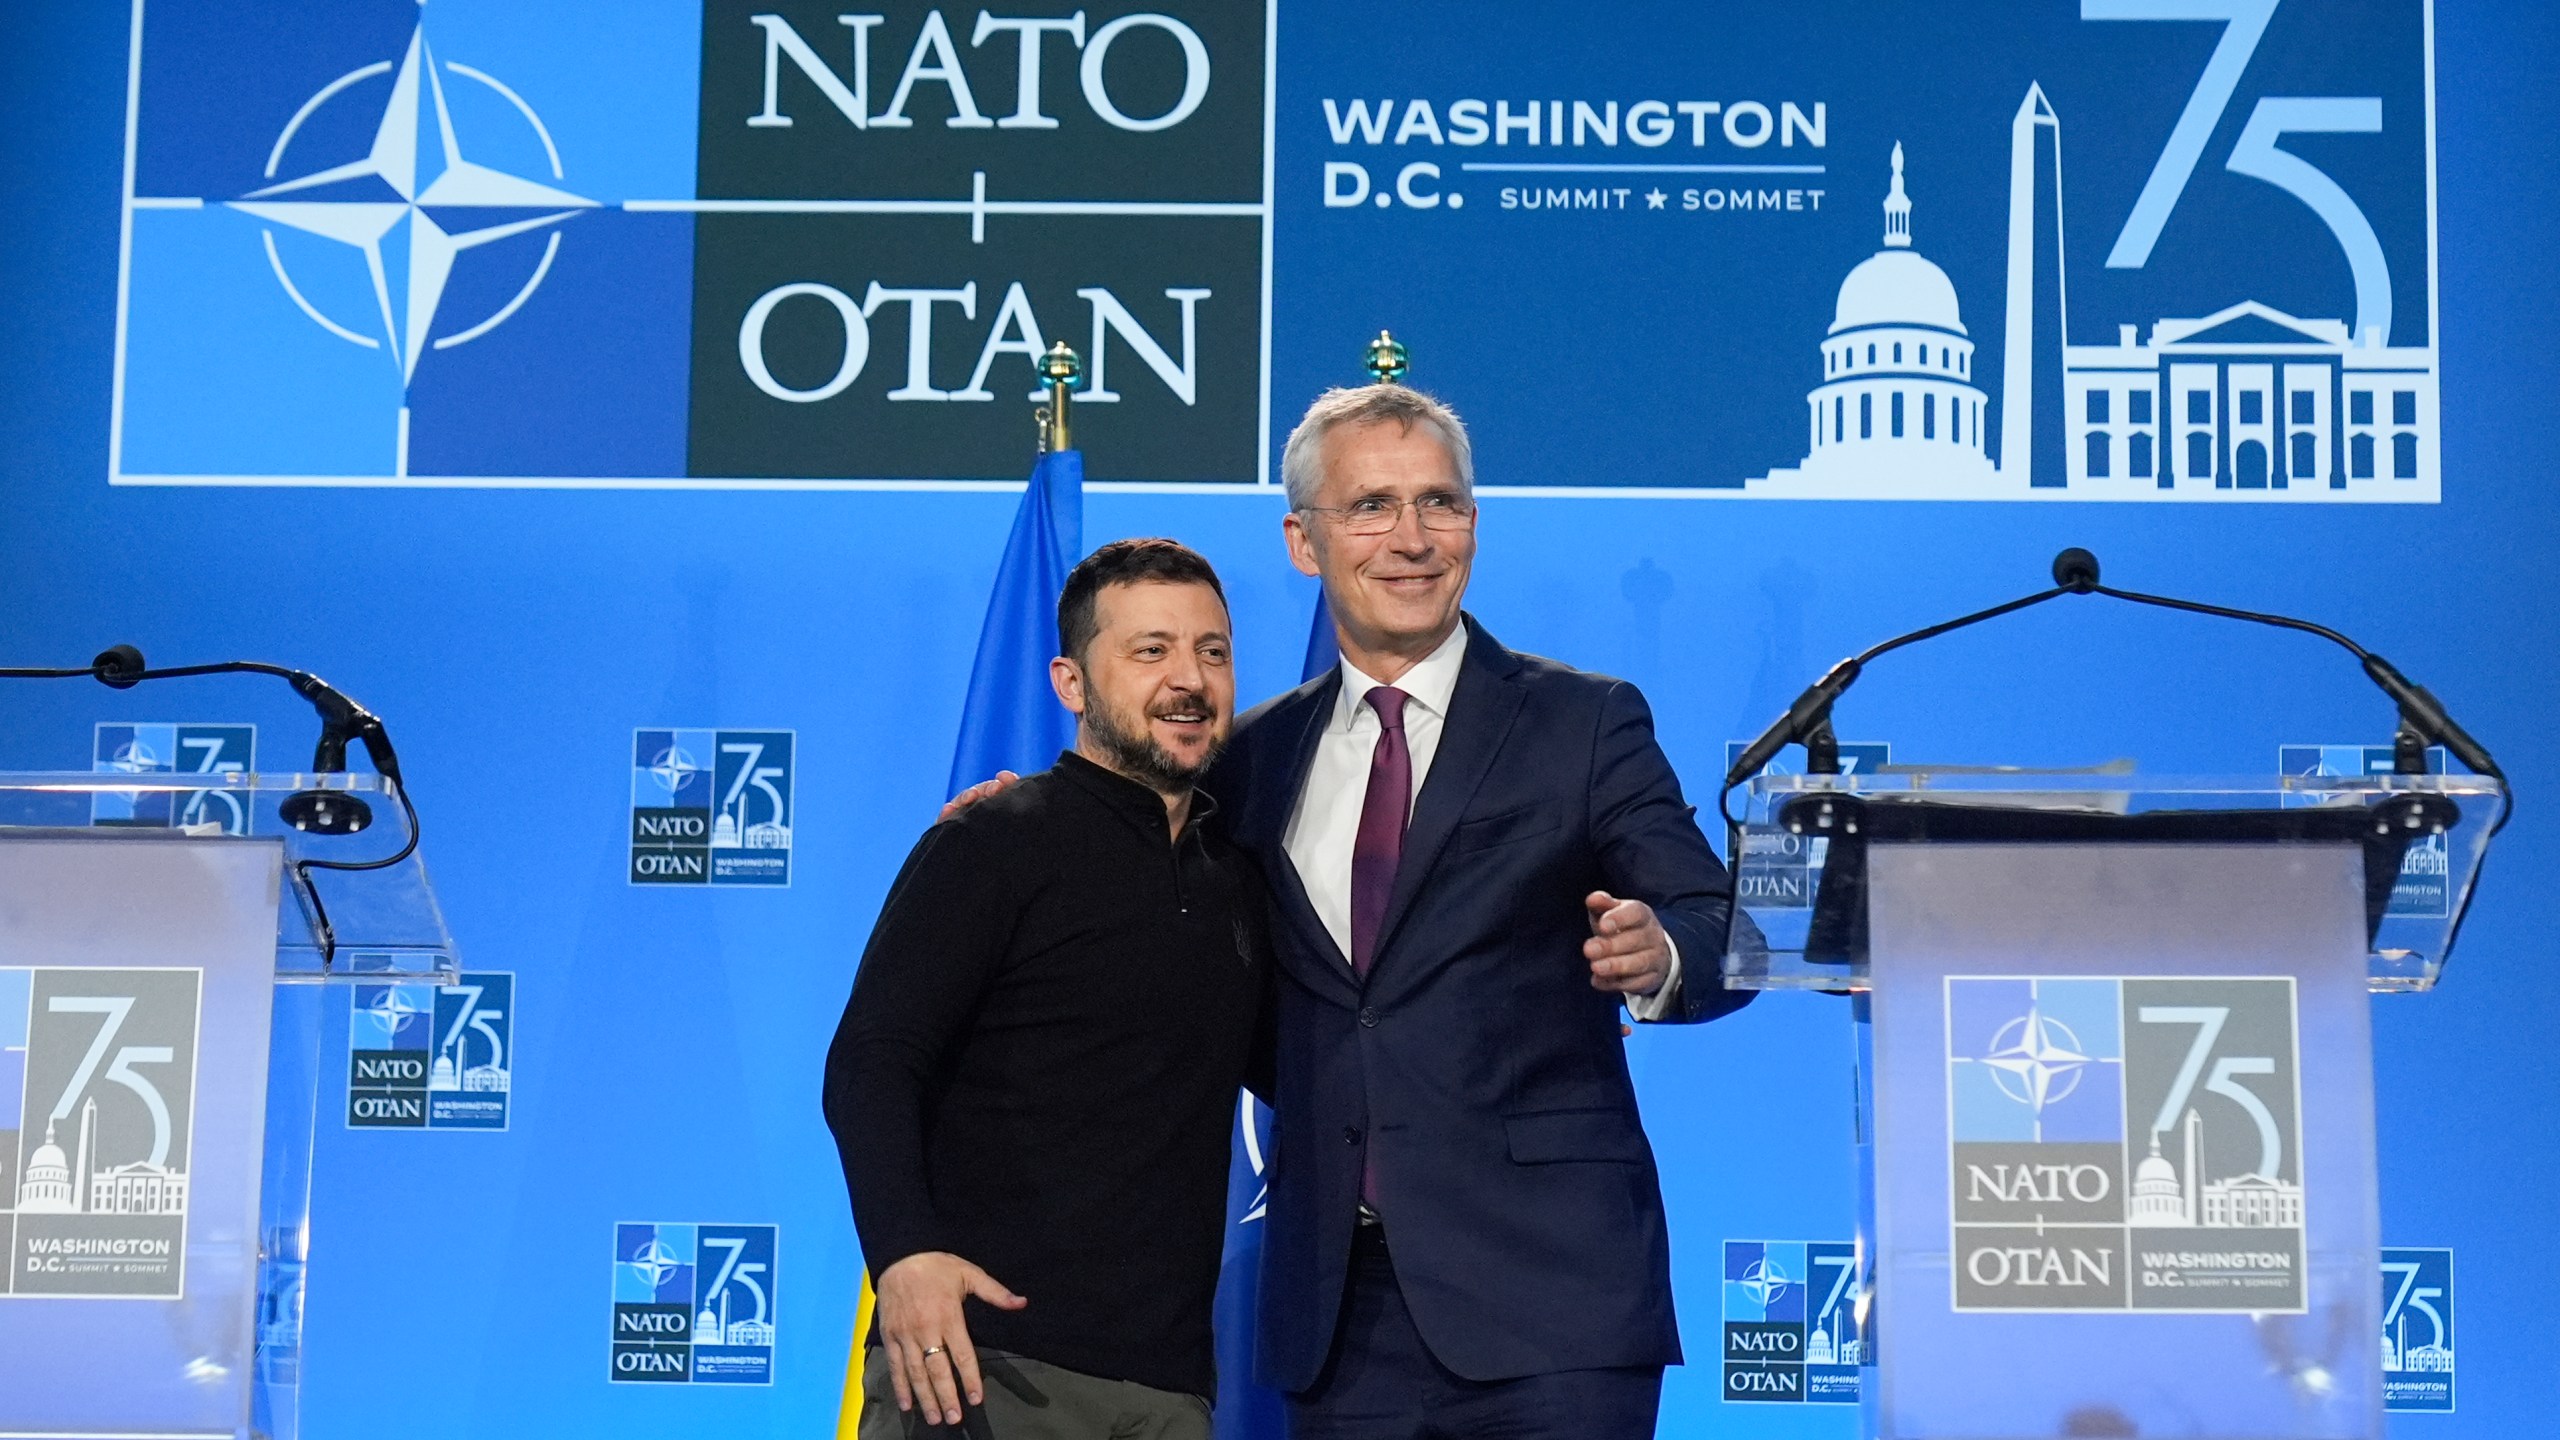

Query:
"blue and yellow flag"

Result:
[[948, 448, 1085, 796], [1300, 586, 1341, 680]]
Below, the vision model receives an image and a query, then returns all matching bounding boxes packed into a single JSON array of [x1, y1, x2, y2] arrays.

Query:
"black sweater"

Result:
[[824, 752, 1269, 1401]]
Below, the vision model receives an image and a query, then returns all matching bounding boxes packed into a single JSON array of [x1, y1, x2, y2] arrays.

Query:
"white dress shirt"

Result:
[[1279, 624, 1681, 1019]]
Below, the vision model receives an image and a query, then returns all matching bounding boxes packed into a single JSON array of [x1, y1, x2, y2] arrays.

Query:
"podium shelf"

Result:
[[0, 771, 455, 981], [1722, 770, 2502, 993]]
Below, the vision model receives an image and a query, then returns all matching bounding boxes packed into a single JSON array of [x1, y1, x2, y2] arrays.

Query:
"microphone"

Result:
[[1721, 549, 2505, 796], [93, 644, 146, 688], [3, 644, 408, 835], [2052, 547, 2100, 593], [2066, 567, 2500, 783], [1722, 566, 2077, 790], [1722, 657, 1868, 790], [3, 646, 424, 968]]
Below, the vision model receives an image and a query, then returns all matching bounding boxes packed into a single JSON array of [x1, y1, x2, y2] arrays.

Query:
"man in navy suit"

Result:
[[938, 387, 1752, 1434], [1208, 384, 1754, 1438]]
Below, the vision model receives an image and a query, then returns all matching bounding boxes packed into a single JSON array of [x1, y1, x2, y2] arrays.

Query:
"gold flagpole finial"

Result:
[[1362, 330, 1409, 385], [1034, 342, 1082, 453]]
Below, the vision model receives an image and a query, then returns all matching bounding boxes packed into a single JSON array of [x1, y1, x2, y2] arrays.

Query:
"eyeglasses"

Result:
[[1295, 492, 1478, 535]]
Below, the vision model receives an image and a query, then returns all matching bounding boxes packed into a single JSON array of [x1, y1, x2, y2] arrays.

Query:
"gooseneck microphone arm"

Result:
[[2, 646, 406, 797], [1, 645, 422, 963], [1721, 577, 2083, 793], [2076, 579, 2502, 786], [1718, 548, 2507, 831]]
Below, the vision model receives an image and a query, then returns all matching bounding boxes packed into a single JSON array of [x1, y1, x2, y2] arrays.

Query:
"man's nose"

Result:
[[1386, 499, 1434, 553], [1164, 647, 1207, 694]]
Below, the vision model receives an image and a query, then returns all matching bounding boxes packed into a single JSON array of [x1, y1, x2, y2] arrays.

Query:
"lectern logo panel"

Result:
[[1946, 975, 2304, 1314], [3, 967, 203, 1299]]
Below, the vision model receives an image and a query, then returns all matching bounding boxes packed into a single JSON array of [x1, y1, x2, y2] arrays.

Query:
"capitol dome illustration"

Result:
[[1749, 143, 2003, 495], [2128, 1132, 2189, 1225], [17, 1123, 75, 1212], [1832, 236, 1963, 335], [1794, 143, 1995, 485]]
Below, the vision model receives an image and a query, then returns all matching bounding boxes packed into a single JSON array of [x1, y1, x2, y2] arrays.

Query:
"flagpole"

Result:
[[1362, 329, 1409, 385], [1300, 329, 1413, 677], [1036, 341, 1079, 454]]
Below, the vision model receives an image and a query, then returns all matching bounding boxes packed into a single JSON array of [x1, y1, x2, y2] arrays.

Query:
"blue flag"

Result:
[[948, 450, 1084, 797], [1211, 587, 1336, 1439], [1213, 1095, 1284, 1438], [1300, 587, 1341, 678]]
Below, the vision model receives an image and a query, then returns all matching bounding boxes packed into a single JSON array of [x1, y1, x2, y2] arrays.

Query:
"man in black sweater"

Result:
[[826, 539, 1267, 1439]]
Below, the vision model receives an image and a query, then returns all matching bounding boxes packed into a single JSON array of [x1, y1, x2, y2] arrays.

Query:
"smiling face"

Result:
[[1284, 418, 1477, 672], [1051, 578, 1235, 795]]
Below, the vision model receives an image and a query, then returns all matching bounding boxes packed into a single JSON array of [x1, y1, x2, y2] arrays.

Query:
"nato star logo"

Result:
[[1981, 1007, 2090, 1113], [228, 20, 593, 384], [1740, 1255, 1794, 1308], [630, 1238, 685, 1292], [362, 985, 425, 1043], [103, 737, 163, 773], [646, 744, 702, 801]]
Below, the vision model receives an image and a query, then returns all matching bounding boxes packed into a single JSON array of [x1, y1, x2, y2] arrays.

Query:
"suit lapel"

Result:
[[1245, 672, 1358, 994], [1369, 618, 1525, 973]]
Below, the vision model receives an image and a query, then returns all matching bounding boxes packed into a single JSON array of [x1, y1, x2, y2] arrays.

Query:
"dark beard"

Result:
[[1082, 689, 1223, 797]]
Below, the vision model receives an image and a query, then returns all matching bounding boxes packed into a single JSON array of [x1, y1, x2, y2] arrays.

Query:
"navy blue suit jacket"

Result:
[[1208, 616, 1753, 1390]]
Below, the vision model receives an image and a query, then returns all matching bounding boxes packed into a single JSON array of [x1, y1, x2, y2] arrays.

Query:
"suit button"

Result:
[[1359, 1007, 1379, 1028], [1343, 1126, 1362, 1145]]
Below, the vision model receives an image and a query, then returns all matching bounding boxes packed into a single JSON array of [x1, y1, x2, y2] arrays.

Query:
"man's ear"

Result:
[[1050, 655, 1088, 715], [1282, 512, 1322, 579]]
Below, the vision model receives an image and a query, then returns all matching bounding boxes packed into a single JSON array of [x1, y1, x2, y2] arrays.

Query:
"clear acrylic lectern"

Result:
[[1722, 769, 2500, 1439], [0, 770, 454, 1440]]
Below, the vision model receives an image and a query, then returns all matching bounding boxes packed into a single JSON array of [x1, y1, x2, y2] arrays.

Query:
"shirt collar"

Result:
[[1334, 620, 1468, 728], [1053, 749, 1216, 838]]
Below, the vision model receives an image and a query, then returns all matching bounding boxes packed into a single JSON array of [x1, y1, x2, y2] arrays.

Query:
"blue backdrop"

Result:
[[0, 1, 2551, 1434]]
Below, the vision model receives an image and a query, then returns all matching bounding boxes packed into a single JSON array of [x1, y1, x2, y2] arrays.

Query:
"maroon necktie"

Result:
[[1349, 686, 1411, 976]]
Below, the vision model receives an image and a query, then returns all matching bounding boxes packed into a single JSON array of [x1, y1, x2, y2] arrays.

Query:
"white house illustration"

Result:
[[2058, 304, 2436, 493], [1750, 83, 2437, 501]]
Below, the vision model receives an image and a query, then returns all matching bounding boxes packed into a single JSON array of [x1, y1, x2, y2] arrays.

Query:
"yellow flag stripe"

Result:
[[836, 1273, 876, 1440]]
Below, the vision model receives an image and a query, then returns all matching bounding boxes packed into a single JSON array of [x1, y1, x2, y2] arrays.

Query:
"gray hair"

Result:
[[1279, 385, 1475, 509]]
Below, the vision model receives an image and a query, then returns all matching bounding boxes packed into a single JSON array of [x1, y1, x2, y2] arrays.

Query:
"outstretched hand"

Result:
[[938, 771, 1022, 824], [873, 1251, 1028, 1426], [1583, 891, 1672, 998]]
